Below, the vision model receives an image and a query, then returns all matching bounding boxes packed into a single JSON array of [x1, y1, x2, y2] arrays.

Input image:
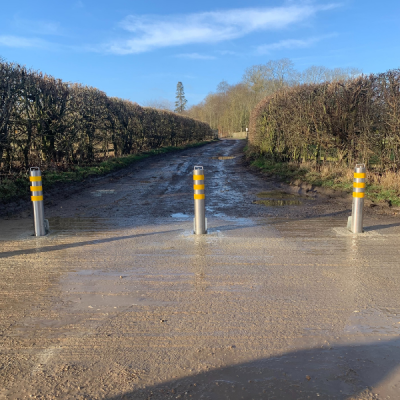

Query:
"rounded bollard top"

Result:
[[30, 167, 42, 176], [354, 163, 366, 173], [193, 166, 204, 175]]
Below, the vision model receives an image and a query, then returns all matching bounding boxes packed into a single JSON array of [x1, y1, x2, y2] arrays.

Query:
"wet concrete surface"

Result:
[[1, 140, 400, 399]]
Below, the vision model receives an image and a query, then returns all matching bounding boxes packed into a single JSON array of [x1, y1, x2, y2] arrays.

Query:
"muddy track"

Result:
[[1, 140, 395, 221], [1, 139, 400, 399]]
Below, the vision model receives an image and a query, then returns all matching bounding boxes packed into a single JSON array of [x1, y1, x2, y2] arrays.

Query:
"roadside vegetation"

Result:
[[189, 58, 400, 206], [0, 58, 213, 204], [245, 67, 400, 206], [248, 153, 400, 207]]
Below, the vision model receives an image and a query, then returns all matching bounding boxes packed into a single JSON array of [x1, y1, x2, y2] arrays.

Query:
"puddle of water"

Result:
[[254, 199, 302, 206], [91, 189, 115, 197], [61, 269, 174, 312], [344, 307, 400, 335], [171, 213, 190, 219], [254, 191, 303, 206]]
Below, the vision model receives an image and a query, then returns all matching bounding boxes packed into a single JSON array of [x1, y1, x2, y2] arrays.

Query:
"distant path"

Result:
[[1, 139, 400, 399]]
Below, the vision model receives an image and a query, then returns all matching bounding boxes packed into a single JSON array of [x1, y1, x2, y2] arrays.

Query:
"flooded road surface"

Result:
[[1, 140, 400, 399]]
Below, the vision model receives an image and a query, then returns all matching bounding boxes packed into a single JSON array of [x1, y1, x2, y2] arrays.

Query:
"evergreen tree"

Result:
[[174, 82, 187, 113]]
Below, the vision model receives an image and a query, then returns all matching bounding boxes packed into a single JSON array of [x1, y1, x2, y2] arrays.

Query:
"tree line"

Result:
[[0, 59, 213, 173], [248, 68, 400, 171], [187, 59, 360, 135]]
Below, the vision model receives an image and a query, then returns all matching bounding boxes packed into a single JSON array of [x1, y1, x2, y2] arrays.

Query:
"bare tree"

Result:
[[189, 58, 362, 135], [302, 65, 362, 84], [243, 58, 299, 99]]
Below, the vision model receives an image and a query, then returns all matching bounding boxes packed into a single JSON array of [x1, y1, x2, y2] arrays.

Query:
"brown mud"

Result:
[[1, 139, 400, 399]]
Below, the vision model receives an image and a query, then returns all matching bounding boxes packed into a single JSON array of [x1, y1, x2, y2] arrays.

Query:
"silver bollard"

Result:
[[30, 167, 49, 236], [193, 166, 207, 235], [349, 164, 366, 233]]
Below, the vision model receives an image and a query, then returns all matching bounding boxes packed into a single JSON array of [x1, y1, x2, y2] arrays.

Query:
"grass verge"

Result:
[[0, 140, 216, 204], [248, 153, 400, 207]]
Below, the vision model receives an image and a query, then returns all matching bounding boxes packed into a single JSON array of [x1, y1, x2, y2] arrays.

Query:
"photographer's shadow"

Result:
[[107, 337, 400, 399]]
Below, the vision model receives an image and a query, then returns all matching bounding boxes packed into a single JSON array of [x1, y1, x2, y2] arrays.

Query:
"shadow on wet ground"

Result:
[[364, 222, 400, 232], [309, 209, 352, 219], [106, 338, 400, 399], [0, 229, 184, 259]]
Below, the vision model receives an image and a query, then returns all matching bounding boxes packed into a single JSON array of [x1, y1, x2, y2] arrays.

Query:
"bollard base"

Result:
[[347, 216, 364, 233], [33, 219, 50, 237], [193, 218, 207, 235]]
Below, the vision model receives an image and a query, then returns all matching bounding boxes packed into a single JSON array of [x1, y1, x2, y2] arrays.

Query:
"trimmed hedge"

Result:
[[249, 69, 400, 172], [0, 61, 213, 172]]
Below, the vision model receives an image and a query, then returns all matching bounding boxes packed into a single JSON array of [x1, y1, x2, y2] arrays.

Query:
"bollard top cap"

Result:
[[30, 167, 42, 177], [354, 163, 366, 173], [194, 166, 204, 170]]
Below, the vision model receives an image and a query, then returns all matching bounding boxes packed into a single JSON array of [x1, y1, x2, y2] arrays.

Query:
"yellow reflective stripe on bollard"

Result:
[[354, 173, 366, 179], [193, 184, 205, 190], [31, 195, 44, 201], [353, 192, 365, 198], [30, 176, 42, 182], [353, 182, 365, 188], [193, 175, 204, 180], [30, 186, 43, 191], [194, 194, 205, 200]]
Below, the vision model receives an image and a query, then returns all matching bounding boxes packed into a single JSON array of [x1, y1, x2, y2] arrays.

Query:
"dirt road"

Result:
[[1, 139, 400, 399]]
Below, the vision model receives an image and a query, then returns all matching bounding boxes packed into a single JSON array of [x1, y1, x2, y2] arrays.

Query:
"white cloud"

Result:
[[175, 53, 216, 60], [256, 34, 337, 54], [0, 35, 48, 48], [105, 4, 339, 55]]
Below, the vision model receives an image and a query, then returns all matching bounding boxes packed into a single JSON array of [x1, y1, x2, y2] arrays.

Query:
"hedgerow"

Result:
[[0, 60, 213, 173], [249, 69, 400, 172]]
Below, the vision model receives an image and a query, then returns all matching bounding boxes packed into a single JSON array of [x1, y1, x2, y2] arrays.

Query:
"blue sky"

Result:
[[1, 0, 399, 107]]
